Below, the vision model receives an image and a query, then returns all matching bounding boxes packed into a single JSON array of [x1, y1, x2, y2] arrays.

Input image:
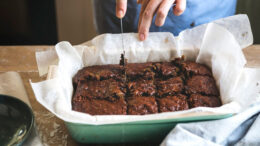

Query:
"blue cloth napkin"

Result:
[[161, 103, 260, 146]]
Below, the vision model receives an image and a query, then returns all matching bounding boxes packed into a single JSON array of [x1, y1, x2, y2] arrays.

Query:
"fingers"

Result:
[[138, 0, 163, 41], [116, 0, 127, 18], [155, 0, 175, 26], [138, 0, 186, 41], [173, 0, 186, 16], [138, 0, 149, 29]]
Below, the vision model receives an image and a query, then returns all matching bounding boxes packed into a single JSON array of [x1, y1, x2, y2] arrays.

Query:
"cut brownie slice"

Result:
[[74, 79, 126, 101], [154, 62, 179, 78], [127, 96, 158, 115], [126, 63, 155, 80], [128, 79, 156, 96], [156, 77, 184, 97], [157, 94, 189, 112], [175, 60, 212, 76], [185, 75, 219, 96], [189, 94, 222, 108], [72, 96, 127, 115], [73, 64, 124, 84]]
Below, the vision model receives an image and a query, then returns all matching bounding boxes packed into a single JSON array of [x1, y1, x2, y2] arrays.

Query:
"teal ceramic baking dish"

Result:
[[65, 113, 232, 143]]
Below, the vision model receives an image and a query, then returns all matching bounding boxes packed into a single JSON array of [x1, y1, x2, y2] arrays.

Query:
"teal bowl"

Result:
[[0, 94, 34, 146]]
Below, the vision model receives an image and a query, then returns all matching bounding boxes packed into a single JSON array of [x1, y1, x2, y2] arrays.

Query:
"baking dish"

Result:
[[65, 113, 232, 143], [46, 64, 233, 143]]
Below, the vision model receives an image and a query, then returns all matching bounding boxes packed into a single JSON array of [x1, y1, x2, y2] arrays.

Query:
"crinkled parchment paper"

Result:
[[31, 14, 260, 125]]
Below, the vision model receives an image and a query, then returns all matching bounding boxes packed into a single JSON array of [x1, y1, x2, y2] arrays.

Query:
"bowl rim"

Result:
[[0, 94, 35, 145]]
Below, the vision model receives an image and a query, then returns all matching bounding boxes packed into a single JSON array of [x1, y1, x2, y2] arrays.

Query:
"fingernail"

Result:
[[139, 33, 145, 41], [118, 10, 124, 18]]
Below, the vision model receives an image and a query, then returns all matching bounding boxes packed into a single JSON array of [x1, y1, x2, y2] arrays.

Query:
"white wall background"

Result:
[[55, 0, 97, 45]]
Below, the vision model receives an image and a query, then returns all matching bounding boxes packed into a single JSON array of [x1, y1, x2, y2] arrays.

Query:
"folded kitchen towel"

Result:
[[161, 104, 260, 146], [0, 72, 43, 146]]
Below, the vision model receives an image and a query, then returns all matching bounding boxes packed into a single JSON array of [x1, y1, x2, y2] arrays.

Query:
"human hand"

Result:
[[116, 0, 128, 18], [137, 0, 186, 41]]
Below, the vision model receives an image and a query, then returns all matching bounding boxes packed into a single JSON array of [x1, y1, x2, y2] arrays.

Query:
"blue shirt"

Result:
[[93, 0, 237, 36]]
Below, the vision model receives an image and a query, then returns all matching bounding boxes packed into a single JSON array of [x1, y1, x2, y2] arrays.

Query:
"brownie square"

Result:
[[157, 94, 189, 112], [185, 75, 219, 96], [126, 63, 155, 80], [72, 96, 127, 115], [127, 96, 158, 115], [73, 64, 124, 84], [128, 79, 156, 96], [154, 62, 179, 78], [189, 94, 222, 108], [74, 79, 126, 101], [156, 77, 184, 97], [176, 60, 212, 76]]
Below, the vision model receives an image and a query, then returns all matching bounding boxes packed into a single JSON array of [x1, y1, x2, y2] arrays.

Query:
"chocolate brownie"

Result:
[[157, 94, 189, 112], [128, 79, 156, 96], [72, 96, 127, 115], [154, 62, 179, 78], [127, 96, 158, 115], [185, 75, 219, 96], [156, 77, 184, 97], [126, 63, 155, 80], [73, 64, 124, 84], [72, 58, 221, 115], [176, 60, 212, 76], [189, 94, 222, 108], [74, 79, 126, 101]]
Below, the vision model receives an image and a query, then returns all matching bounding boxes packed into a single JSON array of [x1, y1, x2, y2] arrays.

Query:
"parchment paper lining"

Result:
[[31, 15, 260, 125]]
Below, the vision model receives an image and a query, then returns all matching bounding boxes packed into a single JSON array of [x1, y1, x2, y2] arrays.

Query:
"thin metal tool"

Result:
[[120, 18, 126, 65], [120, 18, 127, 82]]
